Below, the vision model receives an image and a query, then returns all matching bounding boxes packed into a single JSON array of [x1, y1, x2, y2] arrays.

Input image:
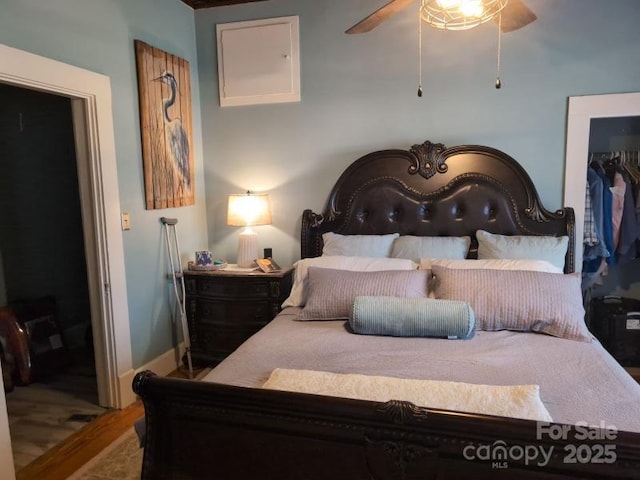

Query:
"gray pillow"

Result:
[[391, 236, 471, 263], [431, 265, 592, 342], [321, 232, 399, 257], [298, 267, 429, 321], [476, 230, 569, 271], [349, 296, 475, 339]]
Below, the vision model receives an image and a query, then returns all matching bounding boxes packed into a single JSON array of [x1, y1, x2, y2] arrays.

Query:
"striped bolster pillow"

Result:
[[349, 296, 475, 339]]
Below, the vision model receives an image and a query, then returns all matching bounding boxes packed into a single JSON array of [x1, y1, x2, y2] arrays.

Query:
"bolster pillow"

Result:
[[349, 296, 475, 339]]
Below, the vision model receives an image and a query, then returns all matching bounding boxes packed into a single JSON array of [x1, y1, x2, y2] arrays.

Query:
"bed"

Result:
[[133, 140, 640, 479]]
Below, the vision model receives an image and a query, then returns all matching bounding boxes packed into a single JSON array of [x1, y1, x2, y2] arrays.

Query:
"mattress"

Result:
[[204, 307, 640, 433]]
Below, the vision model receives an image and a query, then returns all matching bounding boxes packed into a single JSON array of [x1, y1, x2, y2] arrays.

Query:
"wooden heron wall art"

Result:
[[135, 40, 195, 209]]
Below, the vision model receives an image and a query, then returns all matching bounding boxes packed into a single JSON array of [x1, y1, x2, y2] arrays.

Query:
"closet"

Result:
[[583, 115, 640, 370], [564, 92, 640, 379], [583, 116, 640, 297]]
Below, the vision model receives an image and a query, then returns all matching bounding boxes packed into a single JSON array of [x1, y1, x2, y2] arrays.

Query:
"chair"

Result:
[[0, 306, 32, 386]]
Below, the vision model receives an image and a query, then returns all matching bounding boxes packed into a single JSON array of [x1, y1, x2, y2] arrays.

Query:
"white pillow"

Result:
[[419, 258, 563, 274], [321, 232, 399, 257], [391, 236, 470, 263], [476, 230, 569, 271], [282, 255, 417, 308]]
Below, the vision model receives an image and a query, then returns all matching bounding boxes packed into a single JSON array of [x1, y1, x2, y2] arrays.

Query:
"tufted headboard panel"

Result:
[[301, 141, 575, 272]]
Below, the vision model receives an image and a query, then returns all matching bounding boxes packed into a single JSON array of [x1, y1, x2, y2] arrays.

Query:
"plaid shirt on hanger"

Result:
[[584, 181, 599, 247]]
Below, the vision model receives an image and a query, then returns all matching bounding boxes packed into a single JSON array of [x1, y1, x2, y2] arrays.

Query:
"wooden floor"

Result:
[[7, 368, 108, 470], [16, 400, 144, 480], [14, 366, 201, 480]]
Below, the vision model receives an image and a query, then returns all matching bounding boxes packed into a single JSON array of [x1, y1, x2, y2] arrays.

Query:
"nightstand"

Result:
[[183, 265, 293, 367]]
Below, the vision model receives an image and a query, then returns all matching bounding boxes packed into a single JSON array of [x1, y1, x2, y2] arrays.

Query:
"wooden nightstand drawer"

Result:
[[196, 278, 271, 299], [197, 300, 271, 326]]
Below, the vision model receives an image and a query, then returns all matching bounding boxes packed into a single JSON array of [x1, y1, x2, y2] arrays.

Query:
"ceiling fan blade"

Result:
[[496, 0, 537, 32], [345, 0, 416, 34]]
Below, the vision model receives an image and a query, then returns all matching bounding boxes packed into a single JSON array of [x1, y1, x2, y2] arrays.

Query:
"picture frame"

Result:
[[134, 40, 195, 209]]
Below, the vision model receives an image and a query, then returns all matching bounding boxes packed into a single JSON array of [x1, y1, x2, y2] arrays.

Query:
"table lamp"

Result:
[[227, 191, 272, 268]]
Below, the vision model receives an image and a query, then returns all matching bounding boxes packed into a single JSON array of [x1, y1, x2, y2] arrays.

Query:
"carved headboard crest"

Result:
[[408, 141, 448, 179]]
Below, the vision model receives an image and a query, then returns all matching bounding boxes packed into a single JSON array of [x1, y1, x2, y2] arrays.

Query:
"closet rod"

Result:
[[589, 150, 639, 163]]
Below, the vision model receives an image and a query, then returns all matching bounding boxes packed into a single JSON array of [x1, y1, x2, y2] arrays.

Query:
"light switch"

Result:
[[121, 212, 131, 231]]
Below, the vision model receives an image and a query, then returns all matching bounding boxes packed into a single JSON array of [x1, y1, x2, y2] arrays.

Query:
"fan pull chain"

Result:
[[495, 13, 502, 89], [418, 7, 423, 97]]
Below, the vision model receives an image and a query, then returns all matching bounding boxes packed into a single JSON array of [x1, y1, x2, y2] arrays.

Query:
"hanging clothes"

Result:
[[584, 151, 640, 273], [610, 170, 626, 250], [592, 162, 616, 266], [583, 181, 599, 247], [583, 167, 610, 279], [617, 170, 637, 261]]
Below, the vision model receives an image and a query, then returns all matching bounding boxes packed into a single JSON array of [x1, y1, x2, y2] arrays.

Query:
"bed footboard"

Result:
[[133, 371, 640, 479]]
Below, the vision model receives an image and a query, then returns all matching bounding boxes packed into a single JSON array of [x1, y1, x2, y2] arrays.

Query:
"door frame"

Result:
[[564, 92, 640, 271], [0, 43, 133, 409]]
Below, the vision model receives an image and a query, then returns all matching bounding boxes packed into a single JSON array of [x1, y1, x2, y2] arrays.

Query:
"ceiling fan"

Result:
[[345, 0, 537, 34]]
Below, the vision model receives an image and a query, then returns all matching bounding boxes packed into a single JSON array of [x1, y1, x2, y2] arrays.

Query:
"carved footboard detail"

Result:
[[133, 372, 640, 480], [365, 437, 439, 480], [366, 400, 439, 480]]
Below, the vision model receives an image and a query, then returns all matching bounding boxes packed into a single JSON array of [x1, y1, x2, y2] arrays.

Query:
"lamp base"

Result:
[[237, 229, 259, 268]]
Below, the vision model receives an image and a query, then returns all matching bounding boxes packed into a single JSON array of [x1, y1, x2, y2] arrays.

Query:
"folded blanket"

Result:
[[349, 296, 474, 339], [263, 368, 553, 422]]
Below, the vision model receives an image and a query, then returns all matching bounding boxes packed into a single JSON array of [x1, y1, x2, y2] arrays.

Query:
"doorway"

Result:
[[0, 43, 133, 480], [0, 83, 110, 470], [0, 84, 92, 359]]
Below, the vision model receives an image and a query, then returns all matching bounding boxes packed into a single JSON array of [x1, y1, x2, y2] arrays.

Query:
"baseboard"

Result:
[[117, 342, 186, 408]]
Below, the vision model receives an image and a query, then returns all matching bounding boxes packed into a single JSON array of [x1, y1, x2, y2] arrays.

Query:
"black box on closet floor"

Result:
[[591, 296, 640, 366]]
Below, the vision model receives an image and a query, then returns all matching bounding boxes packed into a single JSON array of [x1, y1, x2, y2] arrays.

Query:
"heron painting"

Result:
[[135, 40, 195, 209]]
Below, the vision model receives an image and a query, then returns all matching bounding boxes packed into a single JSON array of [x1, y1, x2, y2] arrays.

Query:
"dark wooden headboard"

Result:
[[301, 140, 575, 273]]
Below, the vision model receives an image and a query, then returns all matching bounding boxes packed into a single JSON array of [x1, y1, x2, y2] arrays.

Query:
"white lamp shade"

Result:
[[227, 193, 271, 227]]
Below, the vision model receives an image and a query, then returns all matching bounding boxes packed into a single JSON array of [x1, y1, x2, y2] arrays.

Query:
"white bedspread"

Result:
[[263, 368, 553, 422]]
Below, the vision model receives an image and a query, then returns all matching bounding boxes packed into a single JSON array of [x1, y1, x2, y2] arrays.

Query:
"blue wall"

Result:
[[196, 0, 640, 267], [0, 0, 208, 367]]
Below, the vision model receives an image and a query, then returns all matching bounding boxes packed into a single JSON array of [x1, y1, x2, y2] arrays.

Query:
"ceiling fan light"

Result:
[[436, 0, 460, 9], [459, 0, 484, 18], [421, 0, 507, 30]]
